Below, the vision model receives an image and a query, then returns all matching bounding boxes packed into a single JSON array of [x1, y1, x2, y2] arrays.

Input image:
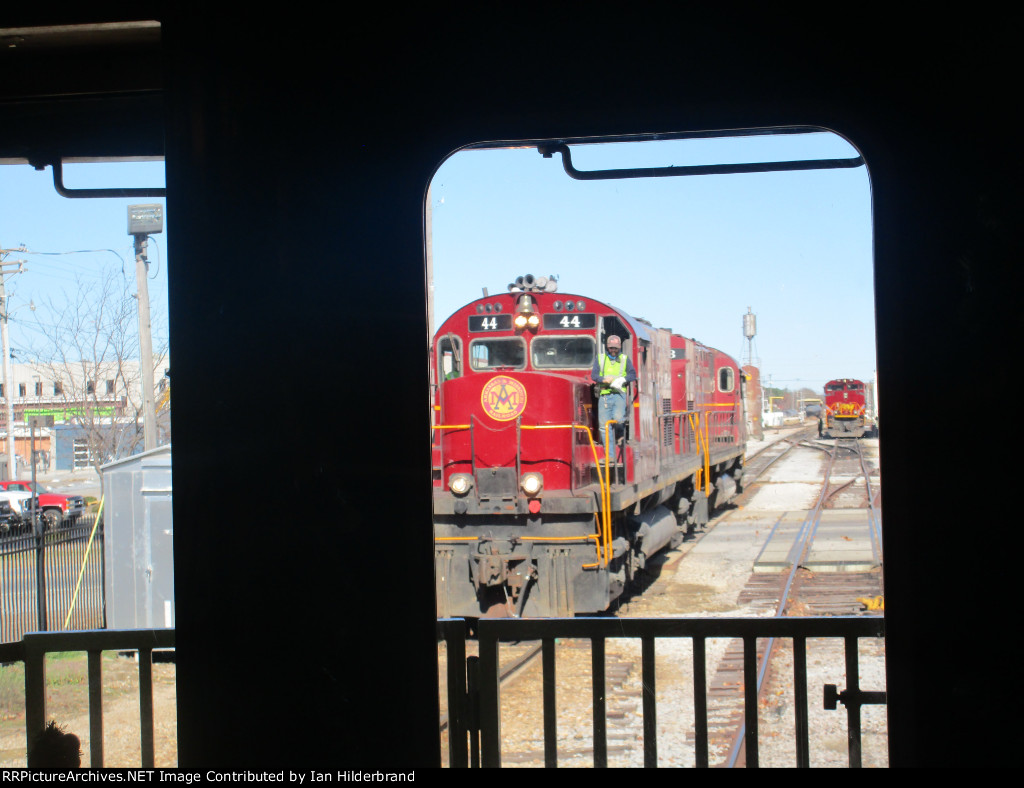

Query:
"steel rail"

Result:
[[725, 440, 840, 768]]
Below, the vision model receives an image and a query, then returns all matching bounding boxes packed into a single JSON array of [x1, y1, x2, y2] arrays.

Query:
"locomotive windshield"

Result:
[[469, 337, 526, 370], [531, 336, 595, 369]]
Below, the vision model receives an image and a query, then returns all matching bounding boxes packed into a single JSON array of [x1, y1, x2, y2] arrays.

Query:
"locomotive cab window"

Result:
[[469, 337, 526, 370], [438, 335, 462, 380], [718, 366, 735, 393], [531, 336, 595, 369]]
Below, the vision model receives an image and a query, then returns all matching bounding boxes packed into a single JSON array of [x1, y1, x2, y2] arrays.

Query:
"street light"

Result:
[[128, 204, 162, 452]]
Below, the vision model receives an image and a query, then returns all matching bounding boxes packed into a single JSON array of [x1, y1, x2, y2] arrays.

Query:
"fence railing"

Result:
[[440, 616, 886, 768], [0, 628, 174, 768], [1, 512, 105, 644]]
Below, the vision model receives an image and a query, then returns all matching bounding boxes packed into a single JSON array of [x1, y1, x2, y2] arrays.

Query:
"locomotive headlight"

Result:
[[520, 473, 544, 496], [515, 294, 538, 331], [449, 474, 473, 495]]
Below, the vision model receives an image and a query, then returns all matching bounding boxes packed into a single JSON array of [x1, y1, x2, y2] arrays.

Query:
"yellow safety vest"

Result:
[[598, 353, 629, 395]]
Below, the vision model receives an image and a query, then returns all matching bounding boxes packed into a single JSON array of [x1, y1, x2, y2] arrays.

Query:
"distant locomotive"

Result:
[[823, 378, 869, 438], [431, 275, 747, 618]]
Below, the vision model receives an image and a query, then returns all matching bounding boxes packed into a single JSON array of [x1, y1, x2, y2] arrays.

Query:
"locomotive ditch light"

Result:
[[449, 474, 473, 495], [521, 473, 543, 496]]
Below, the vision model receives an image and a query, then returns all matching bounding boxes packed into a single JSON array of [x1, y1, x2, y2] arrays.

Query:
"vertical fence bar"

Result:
[[478, 627, 501, 768], [34, 521, 47, 632], [87, 649, 104, 767], [742, 635, 759, 767], [466, 656, 480, 769], [793, 635, 810, 767], [23, 636, 47, 755], [138, 648, 155, 768], [692, 635, 709, 768], [641, 635, 657, 767], [444, 623, 468, 768], [542, 637, 557, 767], [844, 636, 863, 768], [591, 636, 607, 767]]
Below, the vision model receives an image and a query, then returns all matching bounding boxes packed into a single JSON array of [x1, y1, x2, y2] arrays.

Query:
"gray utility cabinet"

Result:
[[101, 445, 174, 630]]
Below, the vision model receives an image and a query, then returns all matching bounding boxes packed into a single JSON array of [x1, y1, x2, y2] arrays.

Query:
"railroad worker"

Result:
[[591, 334, 637, 448]]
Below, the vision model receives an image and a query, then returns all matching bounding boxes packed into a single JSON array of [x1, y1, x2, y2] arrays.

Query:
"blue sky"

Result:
[[428, 131, 875, 395], [0, 160, 168, 363], [2, 132, 875, 397]]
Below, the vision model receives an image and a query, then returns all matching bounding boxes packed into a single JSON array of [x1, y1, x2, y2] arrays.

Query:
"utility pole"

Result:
[[128, 206, 162, 452], [0, 246, 26, 480]]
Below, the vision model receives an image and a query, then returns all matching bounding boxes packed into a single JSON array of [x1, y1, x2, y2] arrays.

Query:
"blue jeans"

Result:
[[598, 391, 627, 448]]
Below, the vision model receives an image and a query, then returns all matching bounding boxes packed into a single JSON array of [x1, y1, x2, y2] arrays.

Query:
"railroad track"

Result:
[[714, 436, 883, 766]]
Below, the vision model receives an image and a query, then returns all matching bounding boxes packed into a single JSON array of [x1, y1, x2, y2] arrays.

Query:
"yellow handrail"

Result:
[[522, 423, 610, 565], [603, 419, 618, 562]]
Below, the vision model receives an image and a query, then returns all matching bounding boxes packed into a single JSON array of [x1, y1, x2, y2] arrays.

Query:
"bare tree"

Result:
[[26, 267, 168, 476]]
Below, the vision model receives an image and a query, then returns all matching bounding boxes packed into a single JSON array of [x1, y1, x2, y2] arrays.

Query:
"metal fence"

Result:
[[439, 615, 886, 768], [0, 512, 105, 643], [0, 628, 174, 768]]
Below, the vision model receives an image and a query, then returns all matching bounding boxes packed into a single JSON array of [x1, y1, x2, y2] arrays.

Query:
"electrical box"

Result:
[[102, 445, 174, 630], [127, 204, 164, 235]]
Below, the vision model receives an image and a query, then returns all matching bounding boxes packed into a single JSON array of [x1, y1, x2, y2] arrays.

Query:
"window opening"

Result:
[[438, 334, 462, 380], [531, 335, 595, 369], [427, 130, 881, 765], [469, 337, 526, 370]]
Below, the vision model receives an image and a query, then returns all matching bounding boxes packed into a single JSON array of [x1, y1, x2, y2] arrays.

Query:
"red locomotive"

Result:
[[823, 378, 868, 438], [431, 275, 747, 617]]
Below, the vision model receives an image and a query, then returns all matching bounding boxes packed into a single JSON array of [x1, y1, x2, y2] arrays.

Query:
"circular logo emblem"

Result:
[[481, 375, 528, 421]]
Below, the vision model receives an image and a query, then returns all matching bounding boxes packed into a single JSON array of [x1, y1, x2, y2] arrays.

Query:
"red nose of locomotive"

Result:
[[436, 371, 590, 497]]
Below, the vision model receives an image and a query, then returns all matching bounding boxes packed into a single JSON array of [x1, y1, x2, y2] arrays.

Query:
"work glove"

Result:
[[611, 377, 626, 392]]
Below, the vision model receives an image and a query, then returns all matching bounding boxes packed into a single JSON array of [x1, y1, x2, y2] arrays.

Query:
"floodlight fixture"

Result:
[[128, 204, 163, 235]]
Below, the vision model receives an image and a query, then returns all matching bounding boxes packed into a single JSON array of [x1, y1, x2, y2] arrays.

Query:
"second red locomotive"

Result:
[[431, 275, 747, 618], [823, 378, 869, 438]]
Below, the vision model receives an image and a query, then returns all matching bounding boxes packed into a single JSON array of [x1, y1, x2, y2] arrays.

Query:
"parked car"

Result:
[[0, 480, 86, 531], [0, 499, 20, 536], [0, 488, 40, 533]]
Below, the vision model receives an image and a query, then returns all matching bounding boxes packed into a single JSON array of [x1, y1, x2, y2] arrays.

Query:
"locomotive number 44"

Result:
[[560, 315, 581, 328], [481, 316, 499, 329]]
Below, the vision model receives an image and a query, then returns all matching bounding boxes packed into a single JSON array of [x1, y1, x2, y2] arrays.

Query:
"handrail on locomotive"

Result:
[[434, 403, 732, 572]]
